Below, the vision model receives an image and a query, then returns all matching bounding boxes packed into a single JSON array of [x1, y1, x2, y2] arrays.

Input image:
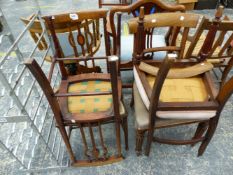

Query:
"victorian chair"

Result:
[[25, 54, 128, 166], [107, 0, 185, 81], [130, 7, 233, 156]]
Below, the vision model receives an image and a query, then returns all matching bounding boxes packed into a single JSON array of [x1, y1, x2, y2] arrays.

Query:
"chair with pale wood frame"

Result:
[[24, 54, 128, 166], [130, 7, 233, 156], [107, 0, 185, 84]]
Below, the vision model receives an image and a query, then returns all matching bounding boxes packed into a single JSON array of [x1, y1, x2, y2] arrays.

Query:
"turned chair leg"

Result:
[[198, 118, 219, 156], [121, 118, 129, 150], [135, 130, 146, 156], [191, 121, 209, 147]]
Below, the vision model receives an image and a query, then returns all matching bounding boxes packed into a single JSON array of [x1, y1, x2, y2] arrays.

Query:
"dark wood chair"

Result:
[[107, 0, 185, 87], [41, 10, 111, 76], [175, 7, 233, 85], [130, 6, 233, 156], [24, 54, 128, 166], [99, 0, 132, 8]]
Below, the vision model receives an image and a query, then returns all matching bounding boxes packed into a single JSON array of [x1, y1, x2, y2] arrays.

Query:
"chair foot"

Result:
[[198, 118, 218, 156], [121, 118, 128, 150], [130, 90, 134, 107], [135, 130, 146, 156], [191, 121, 208, 147]]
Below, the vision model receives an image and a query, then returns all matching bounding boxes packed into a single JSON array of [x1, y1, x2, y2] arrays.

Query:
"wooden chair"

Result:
[[175, 6, 233, 83], [24, 55, 128, 166], [130, 7, 233, 156], [99, 0, 132, 8], [107, 0, 185, 79], [22, 9, 110, 75]]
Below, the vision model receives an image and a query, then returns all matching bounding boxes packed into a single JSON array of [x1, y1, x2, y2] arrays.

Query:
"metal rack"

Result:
[[0, 7, 69, 174]]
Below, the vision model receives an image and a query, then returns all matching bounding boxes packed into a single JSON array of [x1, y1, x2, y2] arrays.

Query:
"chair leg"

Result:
[[198, 118, 219, 156], [130, 89, 134, 107], [121, 117, 128, 150], [191, 121, 208, 147], [135, 130, 146, 156]]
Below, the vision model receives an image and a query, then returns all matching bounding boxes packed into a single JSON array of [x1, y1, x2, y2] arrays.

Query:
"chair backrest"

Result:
[[183, 7, 233, 62], [21, 14, 78, 51], [42, 9, 110, 78], [128, 8, 202, 62], [108, 0, 185, 54]]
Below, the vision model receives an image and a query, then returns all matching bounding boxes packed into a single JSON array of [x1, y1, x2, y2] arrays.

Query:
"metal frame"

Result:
[[0, 7, 69, 174]]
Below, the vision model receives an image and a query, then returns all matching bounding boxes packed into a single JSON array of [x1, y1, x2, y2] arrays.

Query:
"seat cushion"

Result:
[[67, 80, 125, 114], [133, 84, 216, 130], [134, 67, 209, 110], [120, 34, 167, 61]]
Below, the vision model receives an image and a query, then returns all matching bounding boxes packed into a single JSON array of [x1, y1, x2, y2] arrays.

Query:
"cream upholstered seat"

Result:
[[133, 63, 216, 123], [133, 83, 208, 130], [120, 34, 167, 61]]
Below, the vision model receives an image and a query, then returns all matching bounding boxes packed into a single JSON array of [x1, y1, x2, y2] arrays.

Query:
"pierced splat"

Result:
[[44, 10, 110, 77]]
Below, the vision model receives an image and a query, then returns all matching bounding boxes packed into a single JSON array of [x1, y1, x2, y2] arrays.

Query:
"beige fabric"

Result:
[[133, 84, 216, 130], [134, 66, 209, 110], [139, 61, 213, 79]]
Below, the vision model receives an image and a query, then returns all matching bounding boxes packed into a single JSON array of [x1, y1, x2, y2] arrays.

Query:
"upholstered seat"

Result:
[[68, 80, 125, 114], [133, 67, 216, 124], [133, 84, 210, 130], [120, 34, 167, 61]]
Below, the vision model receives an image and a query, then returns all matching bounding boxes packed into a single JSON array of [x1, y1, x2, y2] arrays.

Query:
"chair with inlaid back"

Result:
[[175, 6, 233, 84], [21, 10, 109, 75], [129, 7, 233, 156], [25, 53, 128, 166], [107, 0, 185, 87]]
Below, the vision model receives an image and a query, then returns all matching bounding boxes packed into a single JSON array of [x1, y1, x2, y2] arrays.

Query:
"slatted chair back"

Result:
[[24, 55, 126, 166], [43, 9, 110, 78], [128, 7, 202, 62], [108, 0, 185, 56], [183, 10, 233, 63]]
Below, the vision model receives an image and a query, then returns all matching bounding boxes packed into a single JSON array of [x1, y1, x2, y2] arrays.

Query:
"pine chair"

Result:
[[107, 0, 185, 87], [24, 55, 128, 166], [130, 7, 233, 156]]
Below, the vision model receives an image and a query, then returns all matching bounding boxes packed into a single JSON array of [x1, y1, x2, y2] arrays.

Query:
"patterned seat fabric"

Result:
[[68, 80, 112, 113]]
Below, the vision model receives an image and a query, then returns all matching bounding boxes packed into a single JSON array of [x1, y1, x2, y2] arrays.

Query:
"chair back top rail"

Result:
[[127, 13, 202, 34]]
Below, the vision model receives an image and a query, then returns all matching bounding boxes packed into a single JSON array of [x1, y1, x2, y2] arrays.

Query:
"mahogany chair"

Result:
[[130, 7, 233, 156], [107, 0, 185, 80], [176, 7, 233, 84], [24, 55, 128, 166], [22, 9, 110, 76]]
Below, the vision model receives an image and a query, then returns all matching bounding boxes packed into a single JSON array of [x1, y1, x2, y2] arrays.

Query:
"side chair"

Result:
[[175, 6, 233, 84], [24, 55, 128, 166], [107, 0, 185, 87], [130, 7, 233, 156]]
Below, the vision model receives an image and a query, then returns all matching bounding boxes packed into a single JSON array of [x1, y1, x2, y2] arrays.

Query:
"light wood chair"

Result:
[[24, 55, 128, 166], [107, 0, 185, 84], [130, 6, 233, 156]]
